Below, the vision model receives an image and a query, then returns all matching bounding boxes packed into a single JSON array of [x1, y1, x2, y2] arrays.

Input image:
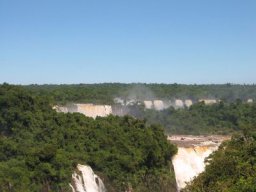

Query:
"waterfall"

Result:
[[169, 135, 230, 191], [70, 164, 106, 192], [54, 104, 112, 119], [172, 146, 217, 190]]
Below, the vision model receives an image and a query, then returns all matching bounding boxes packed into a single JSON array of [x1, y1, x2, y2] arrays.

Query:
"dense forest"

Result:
[[141, 101, 256, 135], [24, 83, 256, 104], [0, 84, 177, 192], [183, 127, 256, 192]]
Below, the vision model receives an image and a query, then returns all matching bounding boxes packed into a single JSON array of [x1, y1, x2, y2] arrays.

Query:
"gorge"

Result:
[[1, 85, 256, 192], [69, 135, 230, 192], [54, 103, 233, 191]]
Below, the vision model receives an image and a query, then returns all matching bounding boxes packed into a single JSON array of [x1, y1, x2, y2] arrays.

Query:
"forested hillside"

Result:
[[183, 127, 256, 192], [142, 101, 256, 134], [0, 84, 177, 192]]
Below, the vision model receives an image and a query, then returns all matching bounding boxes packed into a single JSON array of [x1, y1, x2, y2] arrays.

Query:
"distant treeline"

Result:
[[23, 83, 256, 104], [19, 83, 256, 135]]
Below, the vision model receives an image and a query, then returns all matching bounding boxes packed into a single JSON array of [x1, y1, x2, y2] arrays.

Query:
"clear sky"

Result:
[[0, 0, 255, 84]]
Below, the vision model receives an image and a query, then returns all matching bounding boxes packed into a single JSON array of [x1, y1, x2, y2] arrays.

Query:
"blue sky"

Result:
[[0, 0, 255, 84]]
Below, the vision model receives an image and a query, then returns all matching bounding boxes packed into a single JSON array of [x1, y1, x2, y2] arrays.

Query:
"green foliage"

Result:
[[142, 101, 256, 135], [183, 127, 256, 192], [2, 83, 256, 191], [0, 84, 177, 192]]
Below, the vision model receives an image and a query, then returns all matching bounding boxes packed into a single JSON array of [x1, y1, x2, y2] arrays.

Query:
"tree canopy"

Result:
[[142, 100, 256, 135], [0, 84, 177, 192]]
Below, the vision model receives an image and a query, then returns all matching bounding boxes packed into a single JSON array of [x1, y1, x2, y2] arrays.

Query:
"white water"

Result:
[[76, 104, 112, 119], [70, 164, 106, 192], [153, 100, 165, 110], [172, 146, 218, 190], [198, 99, 217, 105], [184, 100, 193, 107], [174, 100, 184, 108], [169, 135, 230, 191], [54, 104, 112, 119], [144, 100, 153, 109]]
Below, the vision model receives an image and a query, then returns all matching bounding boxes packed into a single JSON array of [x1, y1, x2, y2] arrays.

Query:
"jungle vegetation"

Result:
[[0, 84, 177, 192], [1, 83, 256, 192], [142, 100, 256, 135]]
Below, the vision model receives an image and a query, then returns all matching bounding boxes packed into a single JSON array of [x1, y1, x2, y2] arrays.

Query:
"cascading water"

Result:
[[54, 104, 112, 119], [169, 135, 230, 191], [172, 145, 217, 190], [70, 164, 106, 192]]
